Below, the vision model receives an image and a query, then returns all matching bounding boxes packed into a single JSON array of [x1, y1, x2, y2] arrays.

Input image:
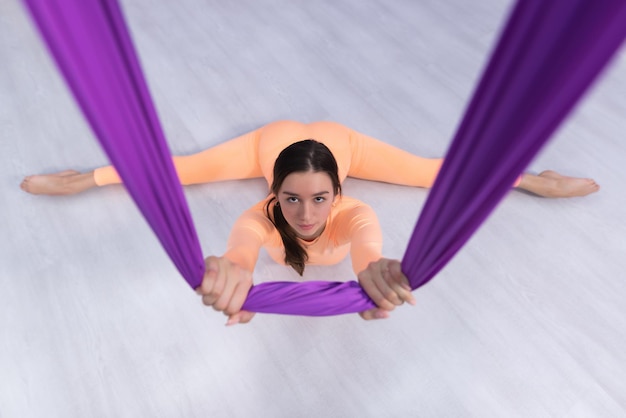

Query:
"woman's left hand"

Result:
[[357, 258, 416, 320], [196, 256, 256, 326]]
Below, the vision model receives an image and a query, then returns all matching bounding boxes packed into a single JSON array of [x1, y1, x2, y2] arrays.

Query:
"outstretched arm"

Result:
[[339, 202, 416, 320], [197, 201, 272, 325]]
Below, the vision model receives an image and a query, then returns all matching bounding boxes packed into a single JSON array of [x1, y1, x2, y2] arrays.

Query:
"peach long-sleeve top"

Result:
[[223, 195, 383, 275]]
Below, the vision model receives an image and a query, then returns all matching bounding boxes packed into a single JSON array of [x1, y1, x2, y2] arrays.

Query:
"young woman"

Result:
[[20, 120, 600, 324]]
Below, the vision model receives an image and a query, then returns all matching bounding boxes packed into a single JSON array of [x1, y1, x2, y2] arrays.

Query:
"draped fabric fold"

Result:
[[24, 0, 626, 316]]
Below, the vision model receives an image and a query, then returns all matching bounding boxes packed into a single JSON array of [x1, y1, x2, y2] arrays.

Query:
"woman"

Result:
[[20, 121, 600, 324]]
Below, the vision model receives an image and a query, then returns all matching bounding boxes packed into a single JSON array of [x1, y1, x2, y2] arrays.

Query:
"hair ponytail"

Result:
[[265, 197, 307, 275]]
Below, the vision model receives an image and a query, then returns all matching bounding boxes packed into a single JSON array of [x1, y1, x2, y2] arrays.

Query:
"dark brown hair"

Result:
[[264, 139, 342, 275]]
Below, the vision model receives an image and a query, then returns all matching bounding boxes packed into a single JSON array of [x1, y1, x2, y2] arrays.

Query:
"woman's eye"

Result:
[[314, 197, 326, 203], [287, 197, 299, 203]]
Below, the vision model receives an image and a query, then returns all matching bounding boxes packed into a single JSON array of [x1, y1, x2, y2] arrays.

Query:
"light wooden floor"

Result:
[[2, 0, 626, 417]]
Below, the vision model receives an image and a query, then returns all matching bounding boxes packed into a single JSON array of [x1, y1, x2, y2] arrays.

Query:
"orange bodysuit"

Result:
[[222, 195, 383, 275], [93, 120, 462, 274], [94, 120, 444, 188]]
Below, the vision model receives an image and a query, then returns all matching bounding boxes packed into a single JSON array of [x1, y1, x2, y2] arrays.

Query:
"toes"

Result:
[[20, 178, 30, 191]]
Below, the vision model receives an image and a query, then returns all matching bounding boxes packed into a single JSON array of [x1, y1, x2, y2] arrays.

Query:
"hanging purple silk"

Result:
[[23, 0, 206, 286], [401, 0, 626, 289], [24, 0, 626, 317]]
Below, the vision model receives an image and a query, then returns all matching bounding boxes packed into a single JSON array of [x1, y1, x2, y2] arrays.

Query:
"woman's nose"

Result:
[[299, 202, 312, 220]]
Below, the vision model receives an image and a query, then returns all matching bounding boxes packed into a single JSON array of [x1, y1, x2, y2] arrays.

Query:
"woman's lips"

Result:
[[298, 224, 315, 231]]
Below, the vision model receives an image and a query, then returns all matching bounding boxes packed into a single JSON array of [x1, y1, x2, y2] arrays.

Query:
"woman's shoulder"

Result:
[[334, 195, 371, 210], [247, 196, 273, 210], [331, 195, 378, 225], [236, 197, 275, 228], [327, 195, 380, 241]]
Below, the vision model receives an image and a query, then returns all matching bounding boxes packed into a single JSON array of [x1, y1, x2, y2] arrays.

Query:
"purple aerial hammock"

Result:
[[23, 0, 626, 316]]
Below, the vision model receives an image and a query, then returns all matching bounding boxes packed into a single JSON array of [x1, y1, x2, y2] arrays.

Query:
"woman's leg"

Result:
[[95, 128, 263, 186], [347, 129, 443, 188], [21, 128, 265, 195], [344, 127, 599, 197]]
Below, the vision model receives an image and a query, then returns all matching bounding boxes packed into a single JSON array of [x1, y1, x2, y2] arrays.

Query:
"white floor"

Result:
[[2, 0, 626, 417]]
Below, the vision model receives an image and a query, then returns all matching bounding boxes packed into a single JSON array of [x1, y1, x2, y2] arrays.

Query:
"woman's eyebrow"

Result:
[[281, 191, 330, 197]]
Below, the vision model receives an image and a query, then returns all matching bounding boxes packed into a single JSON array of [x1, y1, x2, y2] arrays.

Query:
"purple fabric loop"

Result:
[[244, 281, 373, 316], [24, 0, 626, 316]]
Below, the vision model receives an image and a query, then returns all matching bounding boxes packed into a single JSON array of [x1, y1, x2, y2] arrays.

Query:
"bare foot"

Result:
[[20, 170, 96, 195], [518, 170, 600, 198]]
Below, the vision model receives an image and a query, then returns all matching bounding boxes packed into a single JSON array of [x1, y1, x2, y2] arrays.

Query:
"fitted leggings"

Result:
[[94, 120, 446, 188]]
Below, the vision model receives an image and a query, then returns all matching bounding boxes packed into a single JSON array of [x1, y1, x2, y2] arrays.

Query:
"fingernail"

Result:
[[226, 317, 240, 326], [375, 311, 389, 319]]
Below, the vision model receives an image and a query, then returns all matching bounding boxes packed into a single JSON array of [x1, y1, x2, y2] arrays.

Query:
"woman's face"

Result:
[[276, 170, 337, 240]]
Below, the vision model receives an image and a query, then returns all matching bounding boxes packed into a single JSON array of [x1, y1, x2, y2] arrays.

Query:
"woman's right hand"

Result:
[[357, 258, 416, 320], [196, 256, 255, 325]]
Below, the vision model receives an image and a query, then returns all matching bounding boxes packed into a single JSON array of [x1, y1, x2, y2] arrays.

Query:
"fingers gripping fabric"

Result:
[[24, 0, 626, 316]]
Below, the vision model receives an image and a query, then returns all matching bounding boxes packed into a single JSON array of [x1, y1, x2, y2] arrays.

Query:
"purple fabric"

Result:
[[24, 0, 206, 286], [244, 281, 375, 316], [401, 0, 626, 289], [25, 0, 625, 316]]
